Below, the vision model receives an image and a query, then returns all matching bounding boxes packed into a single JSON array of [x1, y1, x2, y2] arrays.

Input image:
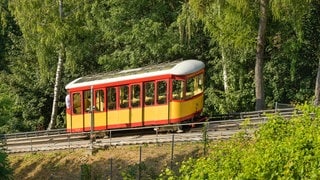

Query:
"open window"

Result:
[[131, 84, 140, 108], [84, 90, 91, 112], [195, 73, 204, 95], [157, 81, 167, 105], [172, 80, 184, 100], [107, 87, 116, 110], [144, 82, 154, 105], [186, 73, 204, 98], [120, 85, 129, 108], [72, 92, 81, 114], [95, 90, 104, 112]]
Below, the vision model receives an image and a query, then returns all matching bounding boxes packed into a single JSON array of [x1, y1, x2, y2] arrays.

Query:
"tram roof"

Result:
[[65, 59, 204, 90]]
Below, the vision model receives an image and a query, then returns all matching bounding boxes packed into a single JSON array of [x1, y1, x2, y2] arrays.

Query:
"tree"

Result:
[[189, 0, 312, 111], [47, 0, 65, 130], [189, 0, 257, 113], [306, 1, 320, 105], [255, 0, 268, 110], [9, 0, 102, 129]]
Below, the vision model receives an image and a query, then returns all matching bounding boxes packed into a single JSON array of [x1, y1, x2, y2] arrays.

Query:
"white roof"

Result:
[[65, 59, 204, 90]]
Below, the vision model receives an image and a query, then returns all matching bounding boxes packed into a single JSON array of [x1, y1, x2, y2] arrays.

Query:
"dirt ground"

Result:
[[8, 142, 205, 179]]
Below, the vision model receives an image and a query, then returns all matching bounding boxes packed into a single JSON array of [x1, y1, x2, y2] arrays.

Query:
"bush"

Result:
[[160, 104, 320, 179]]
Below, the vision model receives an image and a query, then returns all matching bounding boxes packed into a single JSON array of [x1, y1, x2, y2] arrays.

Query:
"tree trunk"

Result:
[[314, 58, 320, 106], [222, 47, 228, 92], [48, 45, 65, 130], [255, 0, 268, 110], [47, 0, 64, 130]]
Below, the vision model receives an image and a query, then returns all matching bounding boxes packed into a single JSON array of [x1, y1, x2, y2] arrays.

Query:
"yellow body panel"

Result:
[[66, 114, 72, 130], [130, 108, 143, 123], [69, 114, 84, 131], [170, 95, 203, 120], [107, 110, 118, 125], [94, 112, 106, 129], [84, 113, 91, 129], [144, 105, 168, 123], [67, 94, 203, 131], [118, 109, 130, 125]]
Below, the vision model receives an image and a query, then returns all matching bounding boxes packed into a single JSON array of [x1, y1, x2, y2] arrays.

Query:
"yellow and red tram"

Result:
[[65, 59, 205, 132]]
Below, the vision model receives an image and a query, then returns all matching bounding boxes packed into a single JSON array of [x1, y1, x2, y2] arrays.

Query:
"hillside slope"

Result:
[[9, 142, 203, 179]]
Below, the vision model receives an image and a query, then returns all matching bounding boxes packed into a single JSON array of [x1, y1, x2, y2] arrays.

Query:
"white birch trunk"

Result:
[[48, 47, 64, 130], [222, 48, 228, 92], [314, 58, 320, 106]]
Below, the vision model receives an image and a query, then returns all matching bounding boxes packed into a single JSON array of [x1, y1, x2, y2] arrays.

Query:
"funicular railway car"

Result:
[[65, 59, 205, 132]]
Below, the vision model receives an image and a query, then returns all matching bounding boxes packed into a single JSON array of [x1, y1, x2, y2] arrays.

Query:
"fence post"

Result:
[[202, 122, 208, 156], [110, 158, 113, 180], [170, 134, 174, 170], [30, 138, 33, 152], [68, 134, 70, 150], [138, 145, 142, 180], [156, 128, 159, 145], [109, 131, 112, 146]]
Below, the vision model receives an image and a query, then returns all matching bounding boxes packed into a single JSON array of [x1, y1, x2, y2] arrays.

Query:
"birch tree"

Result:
[[189, 0, 311, 110], [9, 0, 96, 129]]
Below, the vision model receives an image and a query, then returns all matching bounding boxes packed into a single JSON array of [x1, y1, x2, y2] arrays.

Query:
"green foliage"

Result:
[[0, 0, 319, 132], [0, 82, 16, 133], [80, 163, 91, 180], [92, 0, 197, 71], [162, 104, 320, 179], [0, 52, 54, 132], [121, 162, 157, 180], [0, 150, 13, 179]]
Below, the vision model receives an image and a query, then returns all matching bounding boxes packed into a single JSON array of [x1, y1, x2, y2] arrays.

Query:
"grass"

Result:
[[8, 142, 205, 179]]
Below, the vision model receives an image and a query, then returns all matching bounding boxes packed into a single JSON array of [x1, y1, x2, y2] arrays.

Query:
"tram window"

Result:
[[120, 85, 129, 108], [186, 73, 204, 98], [195, 73, 204, 95], [131, 84, 140, 108], [157, 81, 167, 104], [107, 87, 116, 110], [84, 90, 91, 111], [95, 90, 104, 112], [172, 80, 184, 100], [145, 82, 154, 105], [186, 78, 194, 98], [73, 93, 81, 114]]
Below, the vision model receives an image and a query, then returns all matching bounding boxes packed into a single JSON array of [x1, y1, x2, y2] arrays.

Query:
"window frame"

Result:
[[156, 80, 168, 105], [94, 89, 105, 112], [119, 85, 129, 109], [72, 92, 82, 115], [131, 84, 141, 108], [107, 87, 117, 111], [171, 79, 185, 101]]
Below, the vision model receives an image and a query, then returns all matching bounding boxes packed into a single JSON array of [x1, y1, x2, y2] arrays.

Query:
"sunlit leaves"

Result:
[[164, 104, 320, 179]]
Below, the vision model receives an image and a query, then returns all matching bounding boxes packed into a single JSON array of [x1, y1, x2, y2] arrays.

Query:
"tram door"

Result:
[[94, 89, 106, 130], [70, 92, 83, 132], [155, 80, 169, 124], [83, 90, 92, 131], [130, 84, 143, 127], [118, 85, 130, 127], [143, 80, 169, 125]]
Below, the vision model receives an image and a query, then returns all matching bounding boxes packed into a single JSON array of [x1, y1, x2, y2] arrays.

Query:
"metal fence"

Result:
[[80, 134, 209, 180]]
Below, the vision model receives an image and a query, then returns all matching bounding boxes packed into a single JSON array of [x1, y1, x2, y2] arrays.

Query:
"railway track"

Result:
[[0, 108, 300, 153]]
